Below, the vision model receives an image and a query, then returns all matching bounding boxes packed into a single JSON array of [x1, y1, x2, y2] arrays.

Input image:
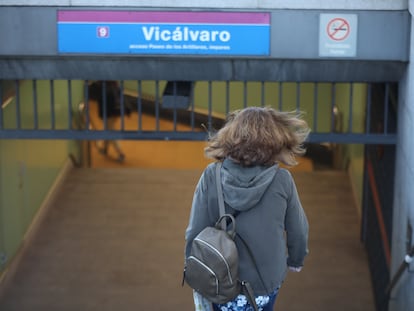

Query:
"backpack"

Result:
[[184, 214, 240, 304], [183, 163, 259, 310]]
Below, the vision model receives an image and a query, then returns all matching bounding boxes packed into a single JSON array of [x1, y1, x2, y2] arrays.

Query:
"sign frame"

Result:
[[57, 10, 271, 56], [319, 13, 358, 58]]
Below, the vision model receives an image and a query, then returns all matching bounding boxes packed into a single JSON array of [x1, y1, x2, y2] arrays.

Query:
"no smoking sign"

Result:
[[327, 18, 350, 41], [319, 14, 357, 57]]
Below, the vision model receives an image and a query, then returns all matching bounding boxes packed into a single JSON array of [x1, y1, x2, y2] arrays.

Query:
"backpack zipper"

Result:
[[194, 237, 234, 284], [188, 255, 219, 295]]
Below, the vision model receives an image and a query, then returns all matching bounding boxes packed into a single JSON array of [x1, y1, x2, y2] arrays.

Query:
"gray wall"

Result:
[[390, 2, 414, 310], [0, 8, 409, 60], [0, 7, 409, 82]]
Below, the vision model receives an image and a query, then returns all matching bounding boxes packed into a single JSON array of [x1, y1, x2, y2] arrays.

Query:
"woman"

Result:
[[88, 80, 130, 162], [185, 107, 310, 311]]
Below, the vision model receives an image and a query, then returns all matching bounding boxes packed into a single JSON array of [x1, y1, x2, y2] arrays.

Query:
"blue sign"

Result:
[[57, 10, 270, 56]]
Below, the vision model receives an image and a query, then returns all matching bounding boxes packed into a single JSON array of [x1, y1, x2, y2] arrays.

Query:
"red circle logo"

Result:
[[327, 18, 350, 41]]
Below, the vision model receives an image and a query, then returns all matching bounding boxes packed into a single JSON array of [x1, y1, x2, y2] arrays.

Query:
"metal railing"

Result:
[[0, 79, 398, 144]]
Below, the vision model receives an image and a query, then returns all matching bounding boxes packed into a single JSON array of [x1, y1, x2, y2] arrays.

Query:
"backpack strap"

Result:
[[241, 281, 259, 311], [236, 233, 268, 293], [215, 162, 259, 311], [216, 163, 268, 293], [215, 162, 226, 230]]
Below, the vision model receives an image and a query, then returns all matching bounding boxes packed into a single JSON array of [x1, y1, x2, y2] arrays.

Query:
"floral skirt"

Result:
[[212, 288, 279, 311]]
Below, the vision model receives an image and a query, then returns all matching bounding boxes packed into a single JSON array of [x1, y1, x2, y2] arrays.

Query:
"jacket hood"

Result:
[[221, 158, 278, 211]]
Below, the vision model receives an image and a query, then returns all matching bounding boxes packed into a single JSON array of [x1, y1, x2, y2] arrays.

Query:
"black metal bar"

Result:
[[84, 80, 90, 130], [190, 83, 195, 131], [32, 80, 38, 129], [101, 81, 107, 130], [0, 130, 397, 144], [366, 84, 372, 134], [313, 82, 318, 132], [225, 81, 230, 114], [331, 82, 336, 133], [309, 133, 397, 144], [0, 81, 3, 129], [208, 81, 212, 132], [278, 82, 283, 111], [155, 80, 160, 131], [384, 83, 390, 134], [137, 80, 142, 131], [172, 81, 178, 131], [119, 80, 125, 131], [67, 80, 72, 130], [296, 82, 300, 111], [386, 246, 414, 294], [348, 83, 354, 133], [261, 81, 265, 107], [243, 81, 247, 108], [360, 148, 369, 243], [0, 129, 207, 140], [15, 80, 21, 129], [50, 80, 56, 130]]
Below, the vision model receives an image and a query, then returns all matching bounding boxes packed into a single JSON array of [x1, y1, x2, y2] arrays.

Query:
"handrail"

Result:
[[386, 246, 414, 294], [366, 160, 391, 268]]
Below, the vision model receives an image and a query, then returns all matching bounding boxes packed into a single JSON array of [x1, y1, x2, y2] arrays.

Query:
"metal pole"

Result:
[[386, 246, 414, 294]]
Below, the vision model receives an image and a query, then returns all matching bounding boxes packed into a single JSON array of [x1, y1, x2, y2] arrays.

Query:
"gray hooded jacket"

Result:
[[185, 159, 309, 295]]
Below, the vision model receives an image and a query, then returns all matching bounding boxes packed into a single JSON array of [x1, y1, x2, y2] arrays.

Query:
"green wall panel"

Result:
[[0, 80, 83, 273]]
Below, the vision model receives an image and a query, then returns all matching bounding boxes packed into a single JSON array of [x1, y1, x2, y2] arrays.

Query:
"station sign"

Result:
[[57, 10, 270, 56]]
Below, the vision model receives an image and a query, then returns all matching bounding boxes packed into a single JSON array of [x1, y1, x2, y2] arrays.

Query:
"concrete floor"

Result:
[[0, 167, 375, 311]]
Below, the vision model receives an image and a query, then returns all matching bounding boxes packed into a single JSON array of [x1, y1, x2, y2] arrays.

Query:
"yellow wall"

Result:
[[0, 80, 83, 274]]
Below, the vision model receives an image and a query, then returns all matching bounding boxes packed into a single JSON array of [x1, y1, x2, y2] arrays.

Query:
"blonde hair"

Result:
[[205, 107, 310, 167]]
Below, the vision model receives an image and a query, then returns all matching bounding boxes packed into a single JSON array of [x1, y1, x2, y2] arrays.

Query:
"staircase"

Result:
[[0, 168, 375, 311]]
